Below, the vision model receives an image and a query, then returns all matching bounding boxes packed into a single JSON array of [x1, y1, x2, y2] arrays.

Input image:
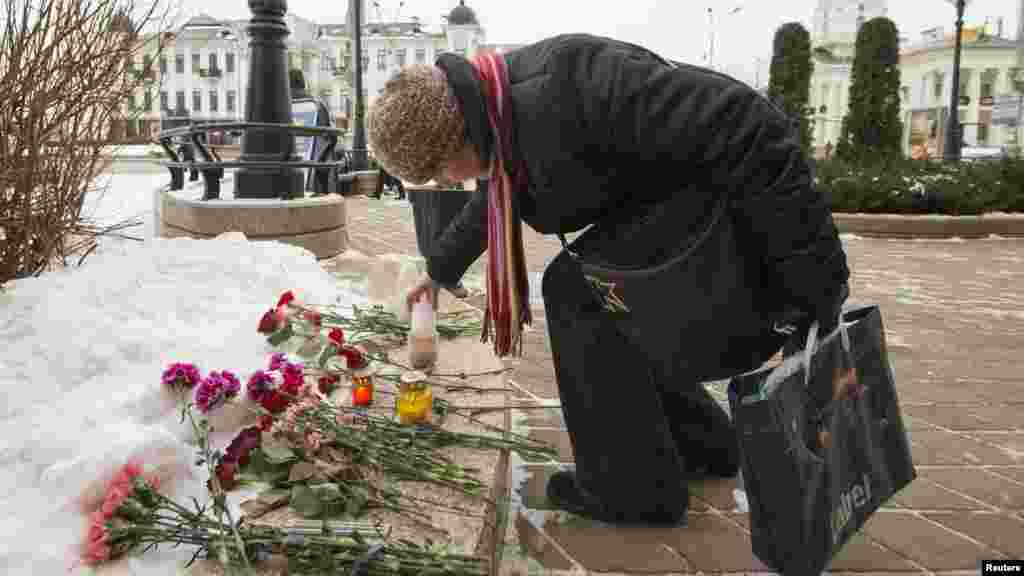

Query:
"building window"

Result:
[[127, 94, 136, 111], [395, 48, 406, 68], [144, 91, 152, 112], [227, 90, 237, 113], [977, 123, 989, 144], [377, 49, 386, 71], [160, 91, 168, 110], [209, 90, 218, 112], [226, 52, 235, 73], [302, 54, 312, 74], [159, 56, 167, 75], [192, 53, 200, 73], [980, 80, 993, 100], [361, 55, 369, 72], [175, 54, 184, 74], [933, 74, 944, 101], [415, 48, 426, 63], [192, 90, 201, 112], [175, 91, 185, 112], [209, 53, 218, 72]]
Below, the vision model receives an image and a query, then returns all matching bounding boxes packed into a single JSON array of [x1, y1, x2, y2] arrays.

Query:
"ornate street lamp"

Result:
[[349, 0, 368, 170], [943, 0, 970, 161], [234, 0, 304, 198]]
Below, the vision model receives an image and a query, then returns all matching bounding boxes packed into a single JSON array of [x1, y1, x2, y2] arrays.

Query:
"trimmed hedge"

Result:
[[814, 158, 1024, 215]]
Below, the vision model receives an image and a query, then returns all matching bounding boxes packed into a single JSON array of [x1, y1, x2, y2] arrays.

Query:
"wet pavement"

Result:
[[338, 194, 1024, 575]]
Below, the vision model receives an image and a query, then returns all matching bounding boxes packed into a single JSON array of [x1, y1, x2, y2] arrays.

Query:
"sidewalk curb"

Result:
[[834, 213, 1024, 239]]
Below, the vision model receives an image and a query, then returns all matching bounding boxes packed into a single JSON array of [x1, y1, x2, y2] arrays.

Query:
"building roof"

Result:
[[182, 13, 224, 28], [900, 35, 1023, 57], [447, 1, 479, 26]]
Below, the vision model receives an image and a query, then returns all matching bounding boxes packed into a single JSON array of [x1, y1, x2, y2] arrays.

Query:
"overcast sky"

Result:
[[172, 0, 1022, 88]]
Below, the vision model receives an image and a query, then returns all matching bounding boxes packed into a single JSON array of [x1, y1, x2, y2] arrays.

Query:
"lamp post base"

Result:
[[234, 165, 305, 200]]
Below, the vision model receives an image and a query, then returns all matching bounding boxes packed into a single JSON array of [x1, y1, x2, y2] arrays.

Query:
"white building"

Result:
[[899, 26, 1023, 158], [120, 1, 491, 143], [807, 0, 1024, 158], [808, 0, 889, 156]]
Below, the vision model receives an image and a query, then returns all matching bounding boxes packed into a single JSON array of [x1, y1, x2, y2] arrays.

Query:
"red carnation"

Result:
[[341, 346, 366, 369], [259, 391, 290, 414], [276, 290, 296, 308], [257, 308, 284, 334], [258, 415, 274, 432], [317, 374, 340, 395], [328, 328, 344, 347], [213, 461, 237, 491]]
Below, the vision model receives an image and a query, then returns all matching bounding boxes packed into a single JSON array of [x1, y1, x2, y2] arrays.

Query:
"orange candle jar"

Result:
[[349, 358, 375, 407], [396, 370, 433, 425]]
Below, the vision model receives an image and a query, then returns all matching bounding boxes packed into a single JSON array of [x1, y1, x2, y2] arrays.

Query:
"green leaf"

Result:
[[317, 343, 338, 368], [261, 443, 298, 465], [267, 323, 295, 347], [310, 482, 343, 501], [290, 485, 323, 518]]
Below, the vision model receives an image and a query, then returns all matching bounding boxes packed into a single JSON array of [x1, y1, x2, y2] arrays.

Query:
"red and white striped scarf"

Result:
[[472, 52, 532, 357]]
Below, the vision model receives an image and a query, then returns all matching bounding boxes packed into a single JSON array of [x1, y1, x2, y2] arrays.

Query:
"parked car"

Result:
[[961, 145, 1009, 161]]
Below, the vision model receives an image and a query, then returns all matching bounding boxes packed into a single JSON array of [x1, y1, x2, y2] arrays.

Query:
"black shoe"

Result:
[[545, 470, 589, 516], [545, 470, 688, 526]]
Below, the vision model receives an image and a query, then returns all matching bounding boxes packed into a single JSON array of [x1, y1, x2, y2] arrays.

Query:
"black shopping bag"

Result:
[[727, 305, 916, 576]]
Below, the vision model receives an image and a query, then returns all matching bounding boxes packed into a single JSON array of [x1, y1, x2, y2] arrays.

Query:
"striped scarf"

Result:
[[472, 52, 531, 357]]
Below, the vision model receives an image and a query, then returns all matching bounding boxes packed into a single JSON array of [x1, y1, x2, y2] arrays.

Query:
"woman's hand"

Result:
[[406, 273, 440, 312]]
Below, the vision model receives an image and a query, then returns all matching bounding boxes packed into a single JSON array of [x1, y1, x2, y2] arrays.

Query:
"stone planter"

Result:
[[158, 176, 349, 260], [833, 212, 1024, 239]]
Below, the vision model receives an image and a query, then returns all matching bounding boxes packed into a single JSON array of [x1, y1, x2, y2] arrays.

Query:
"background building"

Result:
[[807, 0, 1024, 158], [121, 1, 502, 144]]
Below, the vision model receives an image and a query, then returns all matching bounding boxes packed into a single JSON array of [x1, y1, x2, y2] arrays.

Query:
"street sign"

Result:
[[992, 94, 1022, 126]]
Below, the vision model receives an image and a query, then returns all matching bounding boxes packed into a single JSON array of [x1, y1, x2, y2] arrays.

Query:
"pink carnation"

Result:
[[268, 353, 288, 371], [194, 371, 240, 414], [161, 363, 201, 390]]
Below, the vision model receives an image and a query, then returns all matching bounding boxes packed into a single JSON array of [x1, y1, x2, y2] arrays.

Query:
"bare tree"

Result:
[[0, 0, 174, 286]]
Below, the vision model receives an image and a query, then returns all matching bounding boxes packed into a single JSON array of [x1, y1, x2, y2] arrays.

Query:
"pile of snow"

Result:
[[0, 232, 367, 573]]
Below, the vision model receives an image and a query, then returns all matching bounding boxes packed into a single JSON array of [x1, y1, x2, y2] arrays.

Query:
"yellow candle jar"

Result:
[[397, 370, 433, 425]]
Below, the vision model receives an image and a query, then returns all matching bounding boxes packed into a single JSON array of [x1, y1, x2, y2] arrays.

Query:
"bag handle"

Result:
[[800, 317, 854, 389]]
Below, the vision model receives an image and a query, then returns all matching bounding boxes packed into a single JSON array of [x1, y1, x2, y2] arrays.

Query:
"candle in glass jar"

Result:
[[396, 370, 433, 425], [350, 359, 375, 407]]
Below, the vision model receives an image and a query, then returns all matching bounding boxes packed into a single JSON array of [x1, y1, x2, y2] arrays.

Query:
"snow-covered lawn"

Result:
[[0, 170, 368, 573]]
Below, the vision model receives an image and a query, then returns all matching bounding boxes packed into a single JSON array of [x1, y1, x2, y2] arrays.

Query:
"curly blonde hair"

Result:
[[368, 65, 466, 185]]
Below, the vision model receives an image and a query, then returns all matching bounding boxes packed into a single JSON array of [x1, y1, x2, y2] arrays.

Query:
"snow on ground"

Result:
[[0, 169, 369, 573], [83, 171, 165, 244]]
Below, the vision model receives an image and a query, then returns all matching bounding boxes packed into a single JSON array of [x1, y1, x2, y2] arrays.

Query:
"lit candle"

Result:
[[349, 357, 375, 407]]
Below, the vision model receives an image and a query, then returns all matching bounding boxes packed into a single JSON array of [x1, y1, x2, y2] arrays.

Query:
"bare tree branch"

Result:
[[1, 0, 177, 284]]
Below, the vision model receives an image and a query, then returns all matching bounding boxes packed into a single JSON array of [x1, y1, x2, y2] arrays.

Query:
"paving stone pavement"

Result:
[[337, 194, 1024, 575]]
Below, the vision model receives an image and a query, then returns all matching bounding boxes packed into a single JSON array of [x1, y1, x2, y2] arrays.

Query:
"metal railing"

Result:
[[157, 122, 373, 200]]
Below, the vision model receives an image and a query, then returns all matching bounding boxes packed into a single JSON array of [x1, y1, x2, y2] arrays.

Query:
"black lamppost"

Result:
[[943, 0, 969, 161], [349, 0, 368, 171], [234, 0, 304, 198]]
